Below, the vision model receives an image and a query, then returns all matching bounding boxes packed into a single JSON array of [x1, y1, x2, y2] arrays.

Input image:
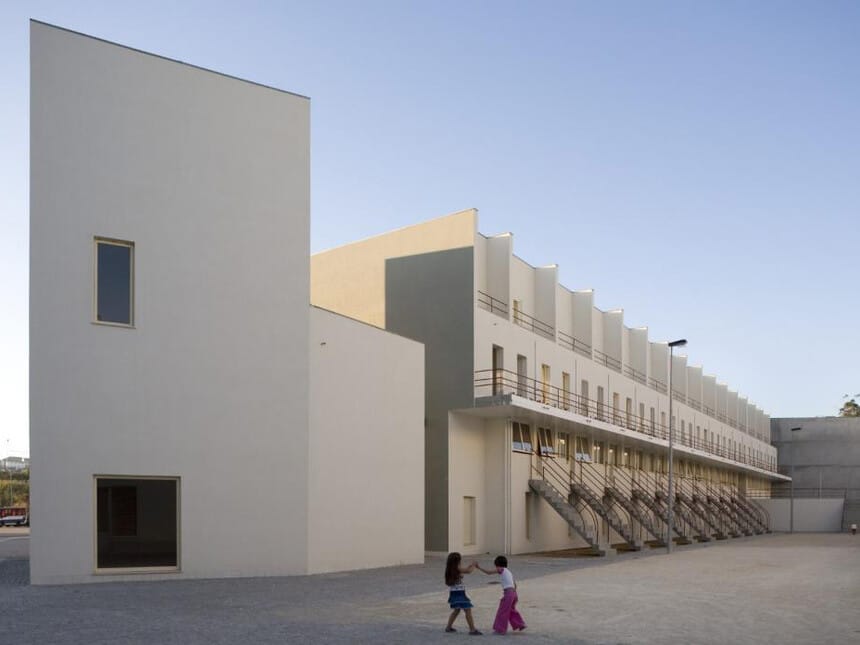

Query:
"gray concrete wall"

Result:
[[386, 247, 475, 551], [771, 417, 860, 498], [757, 498, 845, 532]]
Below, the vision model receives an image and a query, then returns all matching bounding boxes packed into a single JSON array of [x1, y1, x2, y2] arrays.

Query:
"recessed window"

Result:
[[512, 422, 532, 453], [538, 427, 555, 456], [95, 238, 134, 326], [95, 476, 178, 571]]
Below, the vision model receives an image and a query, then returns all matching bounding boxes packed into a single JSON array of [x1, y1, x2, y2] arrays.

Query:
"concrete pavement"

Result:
[[2, 532, 858, 644]]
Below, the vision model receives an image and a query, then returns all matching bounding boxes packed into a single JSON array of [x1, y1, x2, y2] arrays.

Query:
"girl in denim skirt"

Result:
[[444, 552, 483, 635]]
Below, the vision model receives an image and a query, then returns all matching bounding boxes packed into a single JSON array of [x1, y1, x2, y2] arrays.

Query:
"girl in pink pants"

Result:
[[478, 555, 526, 634]]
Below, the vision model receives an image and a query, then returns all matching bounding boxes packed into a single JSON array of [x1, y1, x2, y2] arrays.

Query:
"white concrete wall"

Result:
[[449, 414, 490, 555], [687, 365, 703, 407], [486, 234, 512, 307], [308, 307, 424, 572], [650, 342, 668, 388], [534, 266, 557, 333], [30, 23, 311, 583], [603, 310, 623, 365], [703, 375, 717, 412], [556, 285, 573, 340], [628, 327, 648, 377], [571, 291, 593, 351], [510, 255, 536, 322]]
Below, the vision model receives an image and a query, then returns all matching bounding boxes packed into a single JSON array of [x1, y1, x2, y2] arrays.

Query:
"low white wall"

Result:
[[756, 498, 844, 532], [448, 414, 488, 556], [308, 307, 425, 573]]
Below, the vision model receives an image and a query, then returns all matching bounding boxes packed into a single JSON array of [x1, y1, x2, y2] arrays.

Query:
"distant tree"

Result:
[[840, 394, 860, 417]]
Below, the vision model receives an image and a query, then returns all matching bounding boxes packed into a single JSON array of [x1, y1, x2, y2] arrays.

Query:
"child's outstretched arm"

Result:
[[475, 563, 495, 574]]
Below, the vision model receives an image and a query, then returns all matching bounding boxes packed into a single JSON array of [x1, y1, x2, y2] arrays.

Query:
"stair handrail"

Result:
[[530, 450, 600, 541], [607, 465, 663, 541], [704, 480, 744, 534], [579, 461, 636, 545]]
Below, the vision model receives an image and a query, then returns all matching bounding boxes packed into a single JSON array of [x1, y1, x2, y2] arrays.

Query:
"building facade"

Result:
[[312, 209, 784, 556], [30, 22, 424, 584]]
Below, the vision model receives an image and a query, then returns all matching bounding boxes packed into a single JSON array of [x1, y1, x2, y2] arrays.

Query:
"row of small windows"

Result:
[[510, 421, 767, 476], [493, 345, 772, 463]]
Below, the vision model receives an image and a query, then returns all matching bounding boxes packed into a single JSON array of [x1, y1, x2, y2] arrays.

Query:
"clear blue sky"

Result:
[[2, 1, 858, 458]]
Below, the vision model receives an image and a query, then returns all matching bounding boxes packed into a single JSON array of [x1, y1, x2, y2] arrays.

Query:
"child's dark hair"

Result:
[[494, 555, 508, 568], [445, 552, 462, 586]]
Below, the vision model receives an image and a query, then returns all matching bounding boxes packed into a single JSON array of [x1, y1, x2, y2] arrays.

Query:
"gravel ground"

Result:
[[2, 532, 858, 644]]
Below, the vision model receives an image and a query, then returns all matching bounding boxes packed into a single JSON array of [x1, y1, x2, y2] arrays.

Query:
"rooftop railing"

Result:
[[512, 307, 555, 340], [476, 292, 763, 439], [557, 330, 592, 358], [476, 290, 508, 317], [648, 376, 667, 394], [623, 364, 647, 385], [474, 368, 778, 474], [593, 349, 622, 373]]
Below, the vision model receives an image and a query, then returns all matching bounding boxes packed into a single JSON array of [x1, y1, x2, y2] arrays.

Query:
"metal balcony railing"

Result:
[[648, 377, 667, 395], [593, 349, 622, 373], [512, 307, 555, 340], [476, 290, 508, 317], [623, 364, 647, 385], [474, 368, 778, 474], [557, 330, 592, 358]]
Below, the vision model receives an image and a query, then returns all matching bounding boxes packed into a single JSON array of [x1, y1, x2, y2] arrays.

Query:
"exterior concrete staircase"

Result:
[[527, 478, 613, 556], [570, 481, 642, 551], [654, 490, 709, 542], [713, 491, 755, 536], [677, 490, 726, 540], [728, 496, 767, 534], [605, 486, 666, 547], [631, 488, 693, 544]]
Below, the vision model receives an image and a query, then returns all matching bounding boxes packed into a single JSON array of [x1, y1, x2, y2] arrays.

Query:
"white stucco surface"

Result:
[[30, 22, 310, 583], [308, 307, 425, 573]]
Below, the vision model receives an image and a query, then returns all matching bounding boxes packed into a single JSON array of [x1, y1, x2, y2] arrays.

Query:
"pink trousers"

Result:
[[493, 588, 526, 634]]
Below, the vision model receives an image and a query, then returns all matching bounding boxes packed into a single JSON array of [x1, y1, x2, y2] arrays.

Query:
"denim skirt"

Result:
[[447, 589, 473, 609]]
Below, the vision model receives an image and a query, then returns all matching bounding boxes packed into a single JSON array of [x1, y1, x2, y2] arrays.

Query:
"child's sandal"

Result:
[[445, 627, 457, 633]]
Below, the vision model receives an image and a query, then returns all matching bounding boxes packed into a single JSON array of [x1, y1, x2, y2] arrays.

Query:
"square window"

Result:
[[95, 238, 134, 326], [95, 476, 178, 570]]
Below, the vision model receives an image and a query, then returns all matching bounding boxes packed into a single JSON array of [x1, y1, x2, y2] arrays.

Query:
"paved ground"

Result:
[[2, 531, 859, 644]]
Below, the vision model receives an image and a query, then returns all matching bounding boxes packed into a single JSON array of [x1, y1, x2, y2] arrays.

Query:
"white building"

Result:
[[1, 456, 30, 472], [312, 209, 786, 556], [29, 22, 424, 584]]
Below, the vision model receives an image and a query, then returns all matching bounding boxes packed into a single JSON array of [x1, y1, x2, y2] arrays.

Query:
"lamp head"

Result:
[[790, 426, 802, 432], [668, 339, 687, 348]]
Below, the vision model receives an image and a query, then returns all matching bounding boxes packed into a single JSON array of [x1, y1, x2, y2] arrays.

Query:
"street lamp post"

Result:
[[789, 426, 802, 533], [3, 438, 9, 508], [666, 338, 687, 554]]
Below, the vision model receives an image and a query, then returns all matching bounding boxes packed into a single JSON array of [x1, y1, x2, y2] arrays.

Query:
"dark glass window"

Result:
[[96, 240, 133, 325], [96, 477, 178, 569]]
